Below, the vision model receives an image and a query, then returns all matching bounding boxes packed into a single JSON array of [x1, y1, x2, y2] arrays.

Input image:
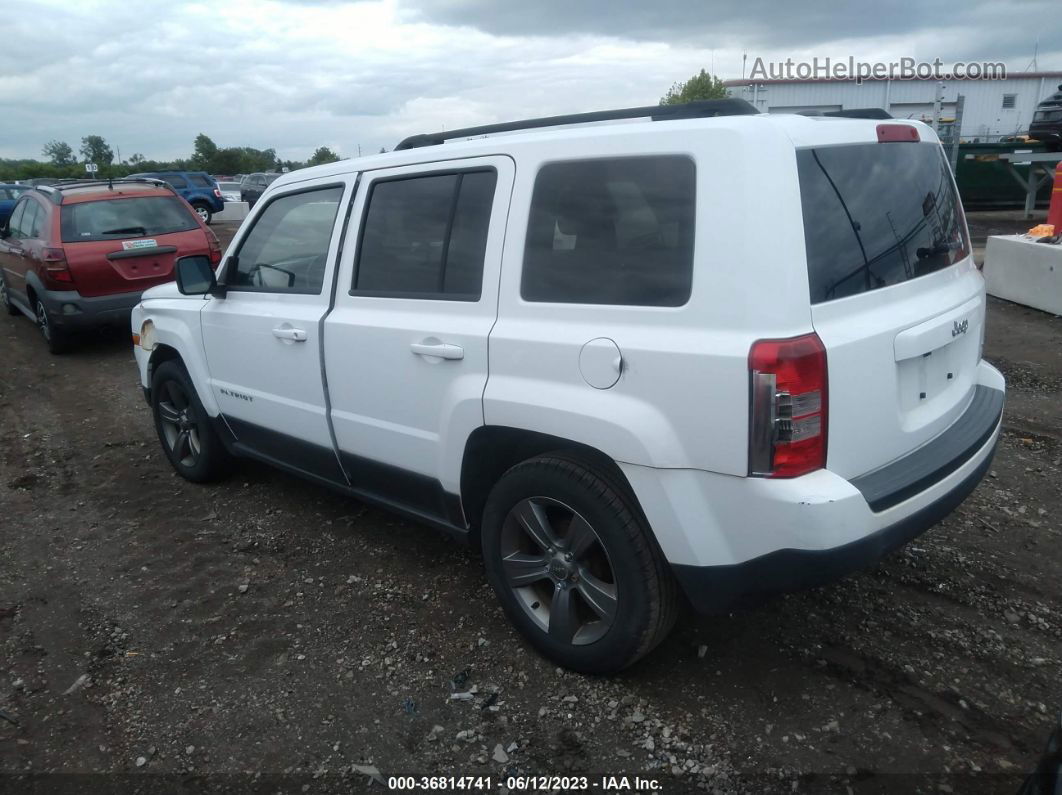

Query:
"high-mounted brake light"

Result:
[[749, 333, 828, 478], [877, 123, 920, 143], [42, 247, 73, 283]]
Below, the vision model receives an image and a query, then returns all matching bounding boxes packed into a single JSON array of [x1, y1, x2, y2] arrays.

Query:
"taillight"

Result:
[[748, 333, 828, 478], [207, 230, 222, 265], [42, 247, 73, 283], [213, 188, 222, 199]]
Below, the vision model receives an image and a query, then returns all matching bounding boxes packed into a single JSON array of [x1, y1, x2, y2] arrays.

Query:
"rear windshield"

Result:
[[797, 142, 969, 304], [61, 196, 198, 243]]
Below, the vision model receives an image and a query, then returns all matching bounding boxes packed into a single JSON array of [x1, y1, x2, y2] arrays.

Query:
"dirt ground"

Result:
[[1, 217, 1061, 794]]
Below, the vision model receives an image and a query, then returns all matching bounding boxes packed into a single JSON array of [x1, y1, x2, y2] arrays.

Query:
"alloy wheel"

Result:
[[35, 301, 51, 341], [498, 496, 617, 646], [195, 206, 210, 223], [157, 380, 202, 467]]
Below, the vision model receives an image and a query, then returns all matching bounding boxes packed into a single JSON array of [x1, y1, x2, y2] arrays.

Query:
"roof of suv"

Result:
[[268, 109, 931, 193]]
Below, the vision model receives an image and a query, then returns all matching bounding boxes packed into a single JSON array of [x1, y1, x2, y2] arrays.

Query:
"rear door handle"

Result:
[[272, 327, 307, 342], [410, 342, 464, 360]]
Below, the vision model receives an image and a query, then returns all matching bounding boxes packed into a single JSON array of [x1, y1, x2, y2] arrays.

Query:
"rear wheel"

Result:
[[0, 272, 18, 316], [192, 202, 213, 225], [481, 454, 679, 674], [35, 298, 69, 354], [151, 360, 231, 482]]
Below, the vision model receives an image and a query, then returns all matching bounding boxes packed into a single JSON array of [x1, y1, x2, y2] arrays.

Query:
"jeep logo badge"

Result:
[[952, 319, 969, 337]]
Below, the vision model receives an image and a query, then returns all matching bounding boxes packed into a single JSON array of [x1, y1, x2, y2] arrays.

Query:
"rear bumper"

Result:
[[622, 362, 1005, 614], [40, 287, 144, 330]]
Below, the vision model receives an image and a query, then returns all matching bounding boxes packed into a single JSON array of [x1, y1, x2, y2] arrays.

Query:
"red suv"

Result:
[[0, 179, 221, 353]]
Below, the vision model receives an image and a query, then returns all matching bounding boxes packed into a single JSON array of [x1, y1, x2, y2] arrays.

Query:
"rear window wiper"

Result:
[[101, 226, 148, 236]]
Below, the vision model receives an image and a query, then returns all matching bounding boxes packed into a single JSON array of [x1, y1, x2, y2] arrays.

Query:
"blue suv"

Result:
[[128, 171, 225, 224]]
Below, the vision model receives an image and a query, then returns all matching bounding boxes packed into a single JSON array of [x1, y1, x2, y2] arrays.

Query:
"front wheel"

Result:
[[0, 271, 18, 316], [192, 203, 213, 225], [481, 454, 679, 674], [151, 360, 231, 482]]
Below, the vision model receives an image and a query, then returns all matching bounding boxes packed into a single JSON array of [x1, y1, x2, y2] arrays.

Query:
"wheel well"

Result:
[[147, 344, 183, 387], [25, 284, 37, 305], [460, 426, 643, 541]]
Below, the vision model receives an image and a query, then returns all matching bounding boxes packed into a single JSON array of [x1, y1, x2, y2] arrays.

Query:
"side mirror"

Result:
[[175, 255, 219, 296]]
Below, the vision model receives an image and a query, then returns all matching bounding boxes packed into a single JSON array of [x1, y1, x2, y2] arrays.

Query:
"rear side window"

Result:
[[353, 170, 497, 300], [521, 156, 695, 306], [797, 143, 970, 304], [161, 175, 188, 188], [229, 185, 343, 293], [188, 174, 213, 187], [61, 196, 198, 242]]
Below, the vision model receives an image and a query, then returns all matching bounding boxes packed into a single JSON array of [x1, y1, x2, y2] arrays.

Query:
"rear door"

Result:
[[60, 194, 207, 296], [200, 176, 354, 482], [797, 140, 984, 479], [323, 157, 513, 517]]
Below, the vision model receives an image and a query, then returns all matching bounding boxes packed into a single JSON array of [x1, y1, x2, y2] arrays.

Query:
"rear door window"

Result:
[[521, 156, 695, 306], [61, 196, 198, 242], [188, 174, 213, 187], [797, 142, 970, 304], [352, 170, 497, 300], [161, 175, 188, 189]]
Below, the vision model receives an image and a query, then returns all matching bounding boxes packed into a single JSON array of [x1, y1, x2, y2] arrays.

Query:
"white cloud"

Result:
[[0, 0, 1057, 162]]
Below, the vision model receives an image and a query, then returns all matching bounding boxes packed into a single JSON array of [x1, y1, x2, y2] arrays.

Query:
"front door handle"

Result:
[[410, 342, 464, 360], [272, 326, 307, 342]]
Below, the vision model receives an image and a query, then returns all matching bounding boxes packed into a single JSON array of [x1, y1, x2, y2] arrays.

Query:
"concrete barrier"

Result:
[[212, 201, 249, 224], [983, 235, 1062, 316]]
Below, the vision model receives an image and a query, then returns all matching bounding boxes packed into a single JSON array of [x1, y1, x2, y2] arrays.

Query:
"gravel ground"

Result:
[[1, 219, 1060, 794]]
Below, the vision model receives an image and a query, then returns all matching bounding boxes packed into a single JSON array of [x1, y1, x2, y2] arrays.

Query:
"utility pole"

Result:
[[931, 81, 945, 132]]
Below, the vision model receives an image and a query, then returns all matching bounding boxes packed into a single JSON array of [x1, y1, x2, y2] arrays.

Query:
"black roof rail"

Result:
[[33, 177, 174, 204], [394, 98, 759, 150], [798, 108, 893, 120]]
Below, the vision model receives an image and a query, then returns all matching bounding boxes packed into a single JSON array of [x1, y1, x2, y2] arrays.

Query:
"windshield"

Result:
[[61, 196, 198, 242], [797, 142, 969, 304]]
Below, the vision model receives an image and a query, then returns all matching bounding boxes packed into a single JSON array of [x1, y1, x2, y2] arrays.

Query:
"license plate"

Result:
[[122, 239, 158, 250]]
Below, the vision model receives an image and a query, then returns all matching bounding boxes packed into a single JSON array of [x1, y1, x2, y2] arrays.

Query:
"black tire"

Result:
[[0, 272, 18, 316], [192, 202, 213, 225], [35, 298, 69, 354], [481, 454, 679, 674], [151, 360, 231, 482]]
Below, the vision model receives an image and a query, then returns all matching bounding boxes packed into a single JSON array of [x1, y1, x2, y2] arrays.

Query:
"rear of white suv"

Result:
[[616, 117, 1002, 615]]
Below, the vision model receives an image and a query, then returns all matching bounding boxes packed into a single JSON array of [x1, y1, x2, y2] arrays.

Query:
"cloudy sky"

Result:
[[1, 0, 1059, 162]]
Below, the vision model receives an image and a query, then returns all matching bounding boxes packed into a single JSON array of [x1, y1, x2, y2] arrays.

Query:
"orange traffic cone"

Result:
[[1048, 162, 1062, 232]]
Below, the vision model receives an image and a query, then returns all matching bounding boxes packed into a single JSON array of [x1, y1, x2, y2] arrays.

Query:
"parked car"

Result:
[[0, 183, 30, 225], [0, 179, 221, 353], [128, 171, 225, 224], [1029, 83, 1062, 149], [216, 181, 242, 203], [239, 172, 281, 208], [131, 100, 1004, 673]]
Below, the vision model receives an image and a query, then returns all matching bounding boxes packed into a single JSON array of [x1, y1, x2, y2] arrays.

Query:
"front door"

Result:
[[324, 157, 514, 522], [200, 177, 353, 482]]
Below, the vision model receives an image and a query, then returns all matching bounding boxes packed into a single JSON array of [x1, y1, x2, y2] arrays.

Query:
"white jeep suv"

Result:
[[131, 100, 1004, 673]]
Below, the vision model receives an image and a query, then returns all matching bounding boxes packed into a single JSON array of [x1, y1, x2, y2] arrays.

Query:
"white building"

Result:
[[724, 71, 1062, 142]]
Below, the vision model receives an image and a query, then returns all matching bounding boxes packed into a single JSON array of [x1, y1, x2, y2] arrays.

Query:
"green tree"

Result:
[[306, 146, 340, 166], [42, 140, 75, 166], [191, 133, 218, 169], [79, 135, 114, 166], [128, 153, 145, 166], [660, 69, 728, 105]]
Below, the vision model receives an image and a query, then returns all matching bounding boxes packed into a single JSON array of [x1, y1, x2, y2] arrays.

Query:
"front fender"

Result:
[[134, 298, 218, 417]]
